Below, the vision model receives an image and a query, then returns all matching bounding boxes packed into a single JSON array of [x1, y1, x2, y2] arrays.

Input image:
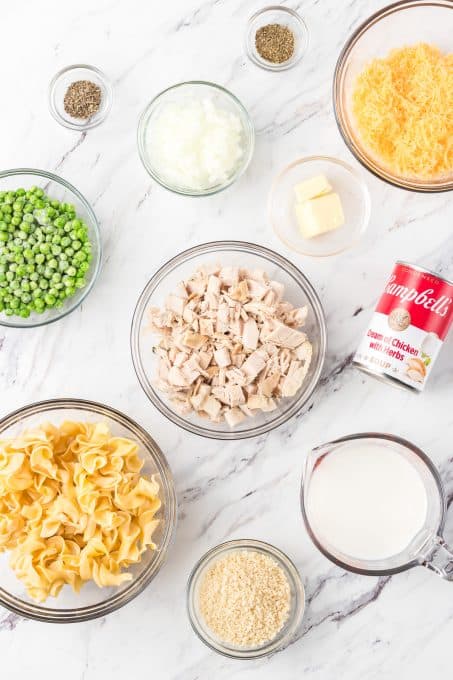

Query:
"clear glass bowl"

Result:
[[245, 6, 309, 71], [49, 64, 113, 130], [334, 0, 453, 192], [269, 156, 371, 257], [130, 240, 327, 440], [186, 539, 305, 659], [137, 81, 255, 196], [0, 399, 177, 623], [0, 169, 101, 328]]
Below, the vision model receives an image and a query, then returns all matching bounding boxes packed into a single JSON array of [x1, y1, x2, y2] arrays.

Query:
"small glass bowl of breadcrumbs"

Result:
[[49, 64, 113, 130], [187, 539, 305, 659]]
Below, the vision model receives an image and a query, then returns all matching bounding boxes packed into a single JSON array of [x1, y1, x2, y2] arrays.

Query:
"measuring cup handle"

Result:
[[422, 536, 453, 580]]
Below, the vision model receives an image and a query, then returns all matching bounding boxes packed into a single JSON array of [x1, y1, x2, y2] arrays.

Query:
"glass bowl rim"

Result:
[[136, 80, 255, 197], [186, 538, 305, 659], [333, 0, 453, 193], [0, 397, 177, 623], [244, 5, 310, 72], [300, 431, 446, 576], [48, 63, 113, 131], [268, 155, 371, 257], [0, 167, 102, 329], [130, 240, 327, 440]]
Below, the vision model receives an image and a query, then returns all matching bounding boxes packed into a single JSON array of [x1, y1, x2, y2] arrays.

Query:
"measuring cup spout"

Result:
[[422, 536, 453, 580], [303, 440, 335, 487]]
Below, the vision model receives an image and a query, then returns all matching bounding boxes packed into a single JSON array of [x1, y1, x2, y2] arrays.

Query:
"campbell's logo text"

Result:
[[385, 275, 451, 318]]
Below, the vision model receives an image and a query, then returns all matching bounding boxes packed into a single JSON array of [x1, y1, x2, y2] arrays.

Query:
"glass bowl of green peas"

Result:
[[0, 169, 101, 327]]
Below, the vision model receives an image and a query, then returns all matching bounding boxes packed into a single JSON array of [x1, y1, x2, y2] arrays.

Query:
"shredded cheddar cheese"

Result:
[[352, 43, 453, 180]]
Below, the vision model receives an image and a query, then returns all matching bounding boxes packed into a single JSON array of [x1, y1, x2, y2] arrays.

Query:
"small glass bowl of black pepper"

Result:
[[49, 64, 113, 130], [245, 6, 309, 72]]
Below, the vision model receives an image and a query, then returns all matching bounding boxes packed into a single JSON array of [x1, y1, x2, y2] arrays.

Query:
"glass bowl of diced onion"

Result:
[[334, 0, 453, 192], [137, 81, 255, 196], [0, 398, 176, 623], [130, 240, 327, 440]]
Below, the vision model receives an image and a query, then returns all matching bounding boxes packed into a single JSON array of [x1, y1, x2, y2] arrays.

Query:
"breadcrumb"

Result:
[[198, 550, 291, 647]]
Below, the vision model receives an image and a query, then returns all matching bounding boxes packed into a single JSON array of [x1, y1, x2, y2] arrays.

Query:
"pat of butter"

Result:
[[294, 174, 332, 203], [295, 192, 345, 239]]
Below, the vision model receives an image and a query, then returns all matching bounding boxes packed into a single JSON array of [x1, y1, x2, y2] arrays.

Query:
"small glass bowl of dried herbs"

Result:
[[245, 6, 309, 72], [49, 64, 113, 130]]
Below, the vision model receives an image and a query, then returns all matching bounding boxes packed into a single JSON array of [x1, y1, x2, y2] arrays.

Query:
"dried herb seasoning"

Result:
[[64, 80, 102, 119], [255, 23, 295, 64]]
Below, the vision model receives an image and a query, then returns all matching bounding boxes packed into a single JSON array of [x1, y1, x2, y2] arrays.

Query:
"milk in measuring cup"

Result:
[[306, 440, 428, 560]]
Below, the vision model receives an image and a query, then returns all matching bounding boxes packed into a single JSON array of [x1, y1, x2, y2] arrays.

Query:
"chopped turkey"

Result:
[[168, 366, 188, 387], [259, 371, 281, 397], [265, 321, 307, 349], [295, 339, 313, 363], [226, 367, 247, 386], [214, 347, 231, 368], [224, 407, 246, 427], [149, 263, 313, 426], [246, 278, 268, 300], [242, 349, 267, 380], [165, 294, 185, 316], [207, 275, 221, 296], [242, 318, 259, 350], [247, 394, 269, 410], [230, 280, 249, 302], [174, 351, 188, 368], [219, 267, 239, 287], [202, 396, 222, 419], [198, 350, 213, 370], [199, 318, 214, 336], [190, 384, 211, 410], [183, 331, 207, 350], [174, 281, 188, 299]]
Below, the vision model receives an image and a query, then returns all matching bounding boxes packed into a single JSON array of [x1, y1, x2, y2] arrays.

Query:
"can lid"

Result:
[[396, 261, 453, 287]]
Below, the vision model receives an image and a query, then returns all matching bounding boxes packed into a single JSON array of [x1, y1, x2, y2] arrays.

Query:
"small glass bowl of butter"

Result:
[[268, 156, 371, 257]]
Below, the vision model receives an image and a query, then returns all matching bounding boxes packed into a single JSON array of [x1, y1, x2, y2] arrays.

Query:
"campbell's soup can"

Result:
[[354, 261, 453, 392]]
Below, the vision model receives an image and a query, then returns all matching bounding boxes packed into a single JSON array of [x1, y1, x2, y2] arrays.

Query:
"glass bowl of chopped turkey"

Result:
[[131, 241, 326, 440]]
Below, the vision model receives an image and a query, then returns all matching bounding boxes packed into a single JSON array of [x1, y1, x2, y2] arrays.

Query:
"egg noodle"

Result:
[[0, 421, 161, 602]]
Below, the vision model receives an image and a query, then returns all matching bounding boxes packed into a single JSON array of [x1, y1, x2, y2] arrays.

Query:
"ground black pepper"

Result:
[[64, 80, 102, 119], [255, 23, 295, 64]]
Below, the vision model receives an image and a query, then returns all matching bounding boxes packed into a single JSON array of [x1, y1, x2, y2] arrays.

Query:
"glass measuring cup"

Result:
[[301, 433, 453, 579]]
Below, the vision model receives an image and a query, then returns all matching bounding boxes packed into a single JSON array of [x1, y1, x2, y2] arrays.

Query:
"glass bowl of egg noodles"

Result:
[[0, 398, 176, 623], [137, 81, 254, 196]]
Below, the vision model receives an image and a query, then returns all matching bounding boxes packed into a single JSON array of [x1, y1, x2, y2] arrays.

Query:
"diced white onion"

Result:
[[147, 97, 245, 191]]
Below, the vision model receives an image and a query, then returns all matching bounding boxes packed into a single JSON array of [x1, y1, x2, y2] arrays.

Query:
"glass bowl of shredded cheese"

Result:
[[334, 0, 453, 192], [137, 81, 255, 196], [0, 398, 176, 622], [187, 539, 305, 659]]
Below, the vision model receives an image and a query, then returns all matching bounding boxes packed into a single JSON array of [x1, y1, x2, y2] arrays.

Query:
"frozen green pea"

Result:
[[0, 187, 92, 318]]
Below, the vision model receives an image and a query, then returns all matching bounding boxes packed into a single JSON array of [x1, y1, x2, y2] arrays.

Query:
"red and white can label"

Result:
[[354, 262, 453, 391]]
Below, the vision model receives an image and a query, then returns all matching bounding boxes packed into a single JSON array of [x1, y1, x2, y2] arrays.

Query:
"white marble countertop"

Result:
[[1, 0, 453, 678]]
